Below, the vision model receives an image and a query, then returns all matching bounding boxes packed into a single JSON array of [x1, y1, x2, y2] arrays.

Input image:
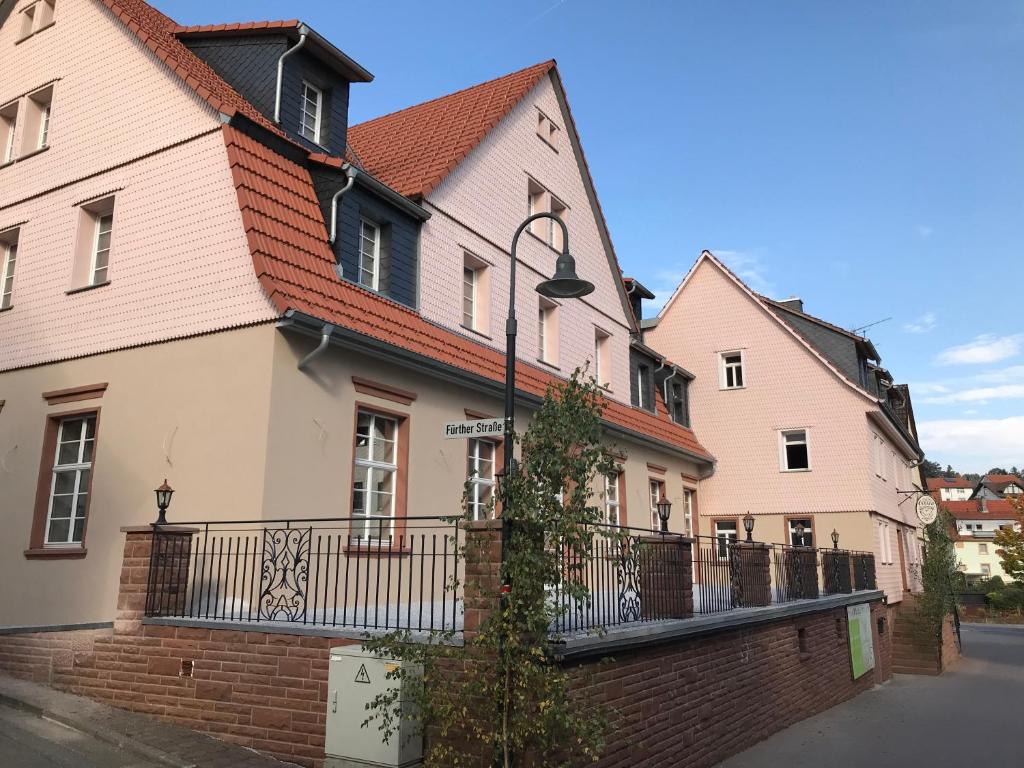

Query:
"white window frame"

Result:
[[636, 364, 651, 410], [1, 103, 17, 164], [37, 101, 50, 149], [352, 411, 398, 540], [715, 520, 737, 559], [467, 438, 496, 521], [358, 217, 380, 291], [788, 517, 814, 548], [604, 473, 621, 526], [44, 414, 96, 547], [299, 81, 323, 145], [779, 429, 811, 472], [648, 479, 664, 532], [462, 265, 476, 329], [89, 211, 113, 286], [682, 488, 694, 537], [1, 239, 17, 310], [720, 351, 744, 389]]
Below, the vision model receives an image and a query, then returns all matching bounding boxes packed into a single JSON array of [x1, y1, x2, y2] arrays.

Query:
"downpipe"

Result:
[[274, 29, 309, 124], [298, 323, 334, 370], [329, 166, 357, 244]]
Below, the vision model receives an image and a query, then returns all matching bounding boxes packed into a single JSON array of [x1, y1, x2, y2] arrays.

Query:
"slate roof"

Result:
[[347, 61, 556, 198]]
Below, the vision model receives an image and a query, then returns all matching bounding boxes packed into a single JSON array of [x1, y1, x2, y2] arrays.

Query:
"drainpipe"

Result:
[[274, 28, 309, 124], [329, 165, 357, 244], [298, 323, 334, 371], [662, 366, 679, 412]]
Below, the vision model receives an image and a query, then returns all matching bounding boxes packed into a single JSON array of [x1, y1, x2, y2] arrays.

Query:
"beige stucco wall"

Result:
[[0, 324, 276, 627]]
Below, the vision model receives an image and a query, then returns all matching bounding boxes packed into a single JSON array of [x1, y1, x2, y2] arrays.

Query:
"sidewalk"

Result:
[[0, 674, 292, 768]]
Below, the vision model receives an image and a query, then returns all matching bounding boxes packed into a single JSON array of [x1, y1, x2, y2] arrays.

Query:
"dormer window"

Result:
[[358, 217, 380, 290], [299, 81, 323, 144]]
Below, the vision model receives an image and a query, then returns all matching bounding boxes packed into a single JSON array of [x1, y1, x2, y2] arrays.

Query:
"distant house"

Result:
[[927, 476, 975, 502], [944, 499, 1023, 582], [644, 251, 925, 606], [971, 474, 1024, 500]]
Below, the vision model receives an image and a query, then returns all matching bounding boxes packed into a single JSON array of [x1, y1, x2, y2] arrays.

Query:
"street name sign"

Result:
[[443, 418, 505, 439]]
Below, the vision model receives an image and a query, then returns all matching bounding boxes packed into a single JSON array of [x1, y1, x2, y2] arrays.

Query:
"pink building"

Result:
[[645, 251, 925, 603]]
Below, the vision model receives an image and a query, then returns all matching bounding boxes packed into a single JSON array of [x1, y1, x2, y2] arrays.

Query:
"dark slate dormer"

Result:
[[622, 277, 656, 341], [629, 342, 660, 414], [177, 23, 372, 156], [655, 364, 694, 428], [310, 163, 429, 310]]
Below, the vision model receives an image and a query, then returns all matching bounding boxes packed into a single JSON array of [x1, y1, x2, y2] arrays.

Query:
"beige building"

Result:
[[0, 0, 712, 629]]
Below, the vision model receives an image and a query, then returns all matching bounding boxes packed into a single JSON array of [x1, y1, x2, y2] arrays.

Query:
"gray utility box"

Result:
[[325, 646, 422, 768]]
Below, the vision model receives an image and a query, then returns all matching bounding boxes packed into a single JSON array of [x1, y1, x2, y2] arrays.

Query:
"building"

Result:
[[926, 476, 974, 502], [643, 251, 925, 603], [0, 0, 714, 630], [971, 473, 1024, 500], [944, 499, 1023, 582]]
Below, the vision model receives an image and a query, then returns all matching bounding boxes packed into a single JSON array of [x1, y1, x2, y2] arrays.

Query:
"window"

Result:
[[463, 266, 475, 328], [669, 380, 689, 427], [536, 110, 559, 148], [649, 479, 665, 531], [358, 218, 380, 290], [299, 82, 323, 144], [19, 3, 35, 39], [90, 212, 113, 286], [1, 102, 17, 164], [636, 364, 652, 411], [467, 438, 496, 521], [549, 197, 566, 251], [789, 517, 813, 547], [682, 489, 694, 537], [0, 231, 17, 310], [526, 178, 567, 247], [22, 85, 53, 153], [604, 473, 621, 525], [979, 543, 988, 555], [538, 298, 558, 364], [981, 563, 991, 577], [352, 411, 398, 540], [780, 429, 810, 471], [878, 520, 893, 564], [593, 329, 610, 388], [461, 253, 489, 334], [18, 0, 54, 40], [720, 351, 744, 389], [44, 414, 96, 547], [715, 520, 737, 559]]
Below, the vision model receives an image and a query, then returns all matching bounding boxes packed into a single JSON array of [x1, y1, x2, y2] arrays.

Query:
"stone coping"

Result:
[[142, 617, 465, 646], [550, 590, 885, 660], [0, 621, 114, 636]]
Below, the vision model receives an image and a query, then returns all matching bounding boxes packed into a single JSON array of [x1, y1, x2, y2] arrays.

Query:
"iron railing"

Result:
[[145, 516, 462, 632]]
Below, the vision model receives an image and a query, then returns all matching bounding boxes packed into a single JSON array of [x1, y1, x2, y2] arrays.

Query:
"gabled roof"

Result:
[[942, 499, 1020, 520], [222, 127, 712, 462], [347, 61, 556, 199], [984, 474, 1023, 487], [926, 477, 973, 490]]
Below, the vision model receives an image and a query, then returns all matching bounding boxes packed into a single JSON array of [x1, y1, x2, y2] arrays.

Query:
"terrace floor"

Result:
[[717, 623, 1024, 767]]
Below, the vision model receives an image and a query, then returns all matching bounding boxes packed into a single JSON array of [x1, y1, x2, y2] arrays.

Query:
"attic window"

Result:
[[299, 82, 323, 144], [17, 1, 55, 41], [536, 109, 559, 149]]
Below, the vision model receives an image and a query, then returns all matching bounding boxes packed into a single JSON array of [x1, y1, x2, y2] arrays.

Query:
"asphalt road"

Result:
[[0, 705, 160, 768], [718, 623, 1024, 767]]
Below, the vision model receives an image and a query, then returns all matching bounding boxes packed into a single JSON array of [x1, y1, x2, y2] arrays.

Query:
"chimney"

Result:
[[778, 296, 804, 313], [981, 497, 988, 513]]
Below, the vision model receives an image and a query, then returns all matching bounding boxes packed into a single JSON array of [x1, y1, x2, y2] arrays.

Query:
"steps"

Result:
[[890, 594, 944, 675]]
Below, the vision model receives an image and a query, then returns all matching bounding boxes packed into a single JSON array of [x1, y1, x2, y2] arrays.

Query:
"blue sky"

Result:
[[160, 0, 1024, 473]]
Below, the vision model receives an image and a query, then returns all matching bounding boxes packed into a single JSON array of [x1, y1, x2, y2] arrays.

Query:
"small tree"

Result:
[[994, 497, 1024, 583], [917, 510, 960, 635], [363, 370, 618, 767]]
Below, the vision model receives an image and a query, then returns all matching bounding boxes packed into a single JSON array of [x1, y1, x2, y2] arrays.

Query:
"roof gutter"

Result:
[[328, 165, 356, 244], [274, 27, 308, 124], [349, 167, 430, 221]]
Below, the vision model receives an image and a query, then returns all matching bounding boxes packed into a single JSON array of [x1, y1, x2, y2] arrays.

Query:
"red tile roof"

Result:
[[173, 20, 300, 34], [222, 126, 712, 461], [985, 474, 1022, 485], [926, 477, 973, 490], [98, 0, 283, 135], [942, 499, 1019, 519], [347, 61, 556, 198]]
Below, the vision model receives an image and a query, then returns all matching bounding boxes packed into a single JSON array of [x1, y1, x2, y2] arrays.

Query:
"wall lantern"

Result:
[[831, 528, 840, 549], [743, 513, 755, 542], [155, 479, 174, 525], [657, 496, 672, 534]]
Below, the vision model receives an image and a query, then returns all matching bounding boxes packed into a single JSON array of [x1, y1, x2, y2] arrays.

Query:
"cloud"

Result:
[[922, 384, 1024, 405], [714, 250, 776, 297], [911, 382, 951, 395], [918, 416, 1024, 473], [916, 225, 933, 238], [935, 334, 1024, 366], [902, 312, 937, 334]]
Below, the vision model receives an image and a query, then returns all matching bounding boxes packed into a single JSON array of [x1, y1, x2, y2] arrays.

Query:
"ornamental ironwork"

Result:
[[258, 527, 311, 622], [617, 537, 642, 623]]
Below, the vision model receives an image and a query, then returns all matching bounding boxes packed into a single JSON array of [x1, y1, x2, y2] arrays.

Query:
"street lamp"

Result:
[[831, 528, 840, 549], [657, 496, 672, 534], [501, 213, 594, 507], [795, 522, 806, 547], [743, 513, 755, 542], [154, 479, 174, 525]]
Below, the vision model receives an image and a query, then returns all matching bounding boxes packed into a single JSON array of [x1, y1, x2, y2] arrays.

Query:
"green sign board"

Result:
[[847, 603, 876, 679]]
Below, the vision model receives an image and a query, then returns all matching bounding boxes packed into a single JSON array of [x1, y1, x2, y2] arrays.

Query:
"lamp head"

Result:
[[536, 252, 595, 299]]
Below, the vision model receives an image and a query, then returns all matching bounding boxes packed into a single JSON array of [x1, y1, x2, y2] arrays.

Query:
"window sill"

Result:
[[14, 20, 55, 45], [537, 134, 559, 153], [780, 468, 812, 473], [537, 358, 560, 371], [24, 547, 87, 559], [0, 305, 12, 313], [0, 159, 13, 170], [719, 385, 746, 391], [461, 324, 492, 341], [66, 280, 110, 296], [17, 144, 50, 163]]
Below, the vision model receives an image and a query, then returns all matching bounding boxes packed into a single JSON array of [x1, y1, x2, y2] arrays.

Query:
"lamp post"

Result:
[[154, 479, 174, 525], [743, 513, 755, 542], [657, 496, 672, 534], [500, 213, 594, 564], [831, 528, 840, 549]]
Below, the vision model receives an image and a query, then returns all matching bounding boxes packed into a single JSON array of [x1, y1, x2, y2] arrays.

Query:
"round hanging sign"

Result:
[[916, 494, 938, 525]]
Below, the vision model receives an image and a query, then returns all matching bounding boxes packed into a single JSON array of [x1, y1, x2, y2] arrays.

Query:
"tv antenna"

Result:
[[850, 316, 892, 335]]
